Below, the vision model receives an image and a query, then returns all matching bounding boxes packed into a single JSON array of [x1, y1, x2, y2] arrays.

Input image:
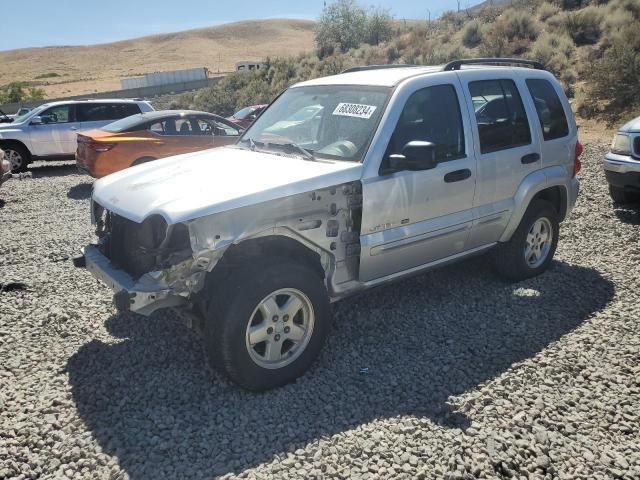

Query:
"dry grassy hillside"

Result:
[[0, 19, 315, 98]]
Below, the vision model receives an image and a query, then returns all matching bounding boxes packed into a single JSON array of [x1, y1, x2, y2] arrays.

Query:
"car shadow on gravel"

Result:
[[613, 204, 640, 225], [29, 162, 77, 178], [66, 259, 614, 479], [67, 182, 93, 200]]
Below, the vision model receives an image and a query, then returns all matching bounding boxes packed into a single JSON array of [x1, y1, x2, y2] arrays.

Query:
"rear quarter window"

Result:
[[525, 79, 569, 141], [78, 103, 141, 122]]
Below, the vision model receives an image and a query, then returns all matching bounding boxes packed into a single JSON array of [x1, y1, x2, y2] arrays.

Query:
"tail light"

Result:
[[573, 140, 583, 177], [89, 141, 116, 153]]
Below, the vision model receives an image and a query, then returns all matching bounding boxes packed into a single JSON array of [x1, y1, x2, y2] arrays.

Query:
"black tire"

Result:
[[132, 156, 156, 167], [495, 199, 559, 281], [204, 258, 331, 391], [3, 143, 30, 173], [609, 185, 637, 204]]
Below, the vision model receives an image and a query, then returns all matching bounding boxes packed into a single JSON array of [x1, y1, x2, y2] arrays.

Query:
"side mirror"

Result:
[[30, 116, 43, 125], [388, 141, 437, 172]]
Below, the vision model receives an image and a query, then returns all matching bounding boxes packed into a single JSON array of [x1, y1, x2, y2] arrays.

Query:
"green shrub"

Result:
[[462, 20, 483, 48], [502, 9, 539, 41], [532, 31, 574, 68], [554, 7, 604, 45], [34, 72, 60, 79], [479, 10, 538, 56], [364, 6, 394, 46], [587, 41, 640, 112], [551, 0, 588, 9], [530, 32, 576, 90], [479, 23, 509, 57], [602, 0, 640, 49], [315, 0, 367, 57], [538, 2, 560, 21]]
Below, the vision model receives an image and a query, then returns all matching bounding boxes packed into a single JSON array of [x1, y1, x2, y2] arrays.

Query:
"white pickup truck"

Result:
[[78, 58, 581, 391]]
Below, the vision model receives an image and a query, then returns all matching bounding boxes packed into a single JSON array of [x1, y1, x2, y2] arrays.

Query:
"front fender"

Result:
[[499, 166, 578, 242]]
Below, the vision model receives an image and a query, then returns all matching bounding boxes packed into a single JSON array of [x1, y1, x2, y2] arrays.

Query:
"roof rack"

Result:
[[341, 64, 418, 74], [443, 58, 545, 71]]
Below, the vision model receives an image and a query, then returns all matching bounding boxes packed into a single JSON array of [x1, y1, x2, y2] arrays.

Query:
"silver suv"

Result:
[[77, 59, 581, 391], [0, 99, 154, 172], [604, 116, 640, 204]]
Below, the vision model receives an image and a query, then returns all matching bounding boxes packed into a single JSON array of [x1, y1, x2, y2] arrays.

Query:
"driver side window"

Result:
[[40, 105, 72, 124], [383, 84, 465, 170]]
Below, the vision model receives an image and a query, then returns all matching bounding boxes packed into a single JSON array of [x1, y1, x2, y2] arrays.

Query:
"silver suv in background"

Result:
[[78, 58, 581, 391], [0, 99, 154, 172], [604, 116, 640, 204]]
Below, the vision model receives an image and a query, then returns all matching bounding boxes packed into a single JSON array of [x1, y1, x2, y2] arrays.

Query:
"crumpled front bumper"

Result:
[[79, 245, 185, 316]]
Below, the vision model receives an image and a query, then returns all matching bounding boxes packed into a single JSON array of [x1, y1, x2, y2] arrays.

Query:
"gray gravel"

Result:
[[1, 145, 639, 480]]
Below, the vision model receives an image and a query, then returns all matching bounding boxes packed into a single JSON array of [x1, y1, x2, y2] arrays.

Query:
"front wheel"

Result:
[[204, 259, 331, 391], [495, 199, 559, 281], [3, 144, 30, 173]]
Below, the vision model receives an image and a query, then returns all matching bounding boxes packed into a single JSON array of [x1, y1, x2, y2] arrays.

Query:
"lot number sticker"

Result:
[[333, 103, 377, 119]]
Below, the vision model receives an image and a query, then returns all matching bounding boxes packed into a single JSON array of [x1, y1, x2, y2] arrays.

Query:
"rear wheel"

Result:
[[495, 199, 559, 281], [204, 258, 331, 391], [3, 144, 30, 173]]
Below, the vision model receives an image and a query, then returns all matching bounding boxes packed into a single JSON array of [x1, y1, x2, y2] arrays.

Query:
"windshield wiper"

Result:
[[269, 142, 316, 161]]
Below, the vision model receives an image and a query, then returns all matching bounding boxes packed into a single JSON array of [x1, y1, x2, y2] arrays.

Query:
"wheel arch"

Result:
[[204, 234, 328, 299], [0, 139, 32, 158], [500, 167, 571, 243], [132, 156, 157, 166]]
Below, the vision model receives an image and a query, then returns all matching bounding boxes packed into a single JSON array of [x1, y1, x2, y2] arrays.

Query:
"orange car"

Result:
[[76, 110, 242, 177]]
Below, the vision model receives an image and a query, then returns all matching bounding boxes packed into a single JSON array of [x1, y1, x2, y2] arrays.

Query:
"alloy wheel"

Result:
[[524, 217, 553, 268], [245, 288, 315, 369]]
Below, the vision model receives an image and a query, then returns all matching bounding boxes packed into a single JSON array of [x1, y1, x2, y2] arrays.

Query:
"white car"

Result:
[[0, 99, 154, 172]]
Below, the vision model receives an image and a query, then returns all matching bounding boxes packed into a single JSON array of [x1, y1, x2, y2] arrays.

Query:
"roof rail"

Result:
[[442, 58, 545, 71], [341, 64, 418, 74]]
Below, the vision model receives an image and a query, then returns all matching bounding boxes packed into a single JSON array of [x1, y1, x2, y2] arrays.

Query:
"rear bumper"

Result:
[[604, 153, 640, 191], [79, 244, 185, 315]]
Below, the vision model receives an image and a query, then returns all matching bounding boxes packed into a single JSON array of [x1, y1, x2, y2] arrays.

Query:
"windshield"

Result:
[[102, 114, 145, 133], [233, 106, 256, 120], [239, 85, 390, 162], [14, 104, 46, 123]]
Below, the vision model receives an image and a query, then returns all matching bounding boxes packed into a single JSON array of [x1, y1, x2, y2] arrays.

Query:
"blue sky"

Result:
[[1, 0, 467, 51]]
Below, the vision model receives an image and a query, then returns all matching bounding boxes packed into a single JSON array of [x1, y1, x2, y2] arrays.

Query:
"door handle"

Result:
[[444, 168, 472, 183], [521, 153, 540, 164]]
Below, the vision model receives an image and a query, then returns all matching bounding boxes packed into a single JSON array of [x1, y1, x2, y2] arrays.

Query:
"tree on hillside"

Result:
[[364, 7, 394, 46], [315, 0, 367, 57]]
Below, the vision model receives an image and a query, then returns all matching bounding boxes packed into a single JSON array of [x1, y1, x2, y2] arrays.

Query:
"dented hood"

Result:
[[92, 146, 362, 224]]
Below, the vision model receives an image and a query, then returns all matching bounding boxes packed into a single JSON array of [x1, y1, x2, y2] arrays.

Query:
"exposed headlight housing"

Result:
[[611, 133, 631, 155]]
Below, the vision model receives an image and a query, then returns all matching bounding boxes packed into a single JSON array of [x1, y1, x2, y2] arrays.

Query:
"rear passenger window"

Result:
[[526, 79, 569, 141], [78, 103, 141, 122], [384, 84, 465, 167], [469, 80, 531, 154]]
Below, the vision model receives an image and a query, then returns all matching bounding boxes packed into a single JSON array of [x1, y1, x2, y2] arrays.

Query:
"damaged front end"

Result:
[[81, 201, 215, 315], [80, 178, 364, 316]]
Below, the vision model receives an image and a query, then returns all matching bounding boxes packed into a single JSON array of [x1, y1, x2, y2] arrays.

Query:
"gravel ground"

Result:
[[0, 145, 639, 480]]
